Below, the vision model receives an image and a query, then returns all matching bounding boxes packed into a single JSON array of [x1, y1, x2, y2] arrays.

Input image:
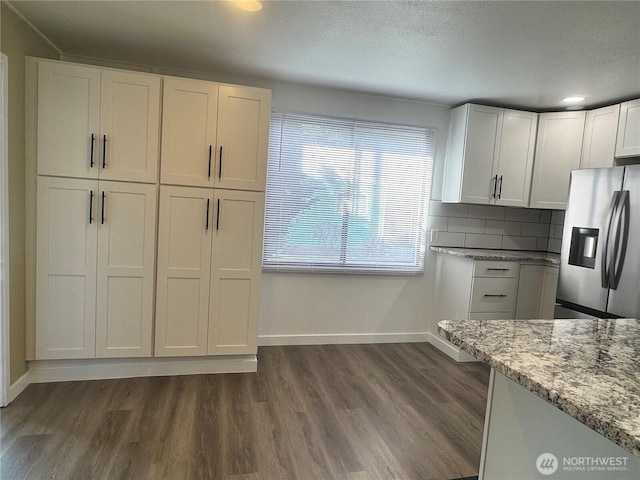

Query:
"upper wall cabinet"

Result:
[[529, 111, 585, 210], [37, 60, 161, 183], [442, 103, 537, 207], [580, 104, 620, 169], [615, 99, 640, 158], [494, 109, 538, 206], [160, 78, 271, 191]]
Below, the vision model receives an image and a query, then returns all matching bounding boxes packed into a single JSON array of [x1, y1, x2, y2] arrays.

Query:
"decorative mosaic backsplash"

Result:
[[428, 201, 565, 253]]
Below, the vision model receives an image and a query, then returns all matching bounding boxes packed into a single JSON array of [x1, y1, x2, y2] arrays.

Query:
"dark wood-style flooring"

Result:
[[0, 343, 490, 480]]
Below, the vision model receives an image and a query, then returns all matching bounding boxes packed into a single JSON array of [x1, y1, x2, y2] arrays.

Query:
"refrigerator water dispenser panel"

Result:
[[569, 227, 599, 269]]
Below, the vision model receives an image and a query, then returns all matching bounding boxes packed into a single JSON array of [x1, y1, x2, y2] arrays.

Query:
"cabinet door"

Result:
[[155, 186, 213, 356], [215, 85, 270, 192], [95, 182, 157, 358], [495, 110, 537, 207], [529, 111, 585, 210], [540, 266, 559, 320], [37, 61, 100, 179], [160, 77, 218, 187], [208, 190, 264, 355], [581, 104, 620, 169], [515, 265, 558, 319], [459, 105, 502, 204], [515, 265, 544, 319], [36, 176, 98, 359], [615, 99, 640, 158], [99, 71, 161, 183]]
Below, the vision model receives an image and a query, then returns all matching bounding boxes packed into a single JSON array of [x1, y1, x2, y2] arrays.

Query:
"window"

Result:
[[263, 111, 435, 274]]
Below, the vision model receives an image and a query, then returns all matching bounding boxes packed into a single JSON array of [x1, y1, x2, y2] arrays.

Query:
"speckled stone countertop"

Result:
[[437, 318, 640, 457], [429, 246, 560, 265]]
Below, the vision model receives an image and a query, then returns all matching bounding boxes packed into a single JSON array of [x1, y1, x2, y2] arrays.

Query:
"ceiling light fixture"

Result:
[[562, 96, 586, 104], [233, 0, 262, 12]]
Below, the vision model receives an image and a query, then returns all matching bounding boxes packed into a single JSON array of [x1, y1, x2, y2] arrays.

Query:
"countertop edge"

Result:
[[437, 322, 640, 458], [429, 246, 561, 265]]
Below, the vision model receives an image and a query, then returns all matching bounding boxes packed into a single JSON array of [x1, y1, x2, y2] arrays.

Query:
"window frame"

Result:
[[262, 110, 435, 275]]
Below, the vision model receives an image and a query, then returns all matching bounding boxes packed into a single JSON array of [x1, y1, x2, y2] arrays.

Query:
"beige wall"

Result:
[[1, 2, 59, 384]]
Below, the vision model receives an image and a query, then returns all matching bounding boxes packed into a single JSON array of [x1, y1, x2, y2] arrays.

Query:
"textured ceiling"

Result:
[[7, 0, 640, 110]]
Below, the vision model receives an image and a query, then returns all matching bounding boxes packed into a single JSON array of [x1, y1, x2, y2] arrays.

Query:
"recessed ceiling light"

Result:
[[233, 0, 262, 12], [562, 96, 586, 104]]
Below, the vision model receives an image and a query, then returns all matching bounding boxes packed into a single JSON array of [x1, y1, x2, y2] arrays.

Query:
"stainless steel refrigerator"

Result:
[[557, 165, 640, 318]]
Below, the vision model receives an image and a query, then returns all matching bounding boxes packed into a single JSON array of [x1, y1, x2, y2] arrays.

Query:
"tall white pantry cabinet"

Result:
[[155, 76, 268, 357], [27, 58, 270, 366]]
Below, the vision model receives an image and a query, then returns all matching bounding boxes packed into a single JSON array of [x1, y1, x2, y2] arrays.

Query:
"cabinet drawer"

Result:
[[473, 260, 518, 278], [470, 277, 517, 313]]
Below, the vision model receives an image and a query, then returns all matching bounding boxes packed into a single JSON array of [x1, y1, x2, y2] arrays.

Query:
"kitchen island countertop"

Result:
[[437, 318, 640, 458]]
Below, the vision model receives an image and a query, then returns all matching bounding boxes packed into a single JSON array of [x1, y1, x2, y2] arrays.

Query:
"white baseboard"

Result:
[[258, 331, 478, 362], [28, 355, 257, 384], [9, 334, 474, 395], [258, 332, 431, 346], [425, 332, 478, 362], [7, 370, 31, 405]]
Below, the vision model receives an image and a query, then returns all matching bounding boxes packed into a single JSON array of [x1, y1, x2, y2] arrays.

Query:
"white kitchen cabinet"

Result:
[[529, 111, 585, 210], [435, 255, 520, 324], [155, 187, 265, 357], [494, 109, 538, 206], [37, 61, 100, 179], [515, 264, 559, 320], [615, 99, 640, 158], [36, 177, 157, 360], [469, 277, 518, 314], [216, 85, 270, 192], [443, 104, 501, 204], [37, 60, 160, 183], [434, 254, 558, 328], [36, 176, 98, 359], [580, 104, 620, 169], [469, 261, 518, 316], [155, 186, 214, 357], [160, 77, 219, 187], [95, 182, 157, 358], [160, 80, 270, 192], [208, 189, 264, 355], [30, 58, 269, 369], [98, 70, 161, 183], [442, 104, 536, 207]]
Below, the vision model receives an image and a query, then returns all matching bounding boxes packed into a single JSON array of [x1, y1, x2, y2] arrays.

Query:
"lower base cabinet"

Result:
[[515, 264, 559, 320], [35, 176, 157, 359], [154, 185, 264, 357], [434, 254, 558, 324]]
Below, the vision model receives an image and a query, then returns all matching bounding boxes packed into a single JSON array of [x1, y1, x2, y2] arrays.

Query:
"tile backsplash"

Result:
[[428, 201, 566, 252], [548, 210, 565, 254]]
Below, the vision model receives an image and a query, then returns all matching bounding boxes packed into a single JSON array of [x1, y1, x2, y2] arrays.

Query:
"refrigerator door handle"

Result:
[[609, 190, 630, 290], [601, 191, 620, 288]]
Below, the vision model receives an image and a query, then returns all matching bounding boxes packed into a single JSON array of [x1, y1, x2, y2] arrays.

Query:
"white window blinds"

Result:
[[263, 111, 435, 274]]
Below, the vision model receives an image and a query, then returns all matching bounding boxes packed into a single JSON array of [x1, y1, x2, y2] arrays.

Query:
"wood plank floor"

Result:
[[0, 343, 490, 480]]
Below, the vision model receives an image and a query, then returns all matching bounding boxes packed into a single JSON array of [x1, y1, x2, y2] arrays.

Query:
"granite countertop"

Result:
[[429, 246, 560, 265], [437, 318, 640, 457]]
